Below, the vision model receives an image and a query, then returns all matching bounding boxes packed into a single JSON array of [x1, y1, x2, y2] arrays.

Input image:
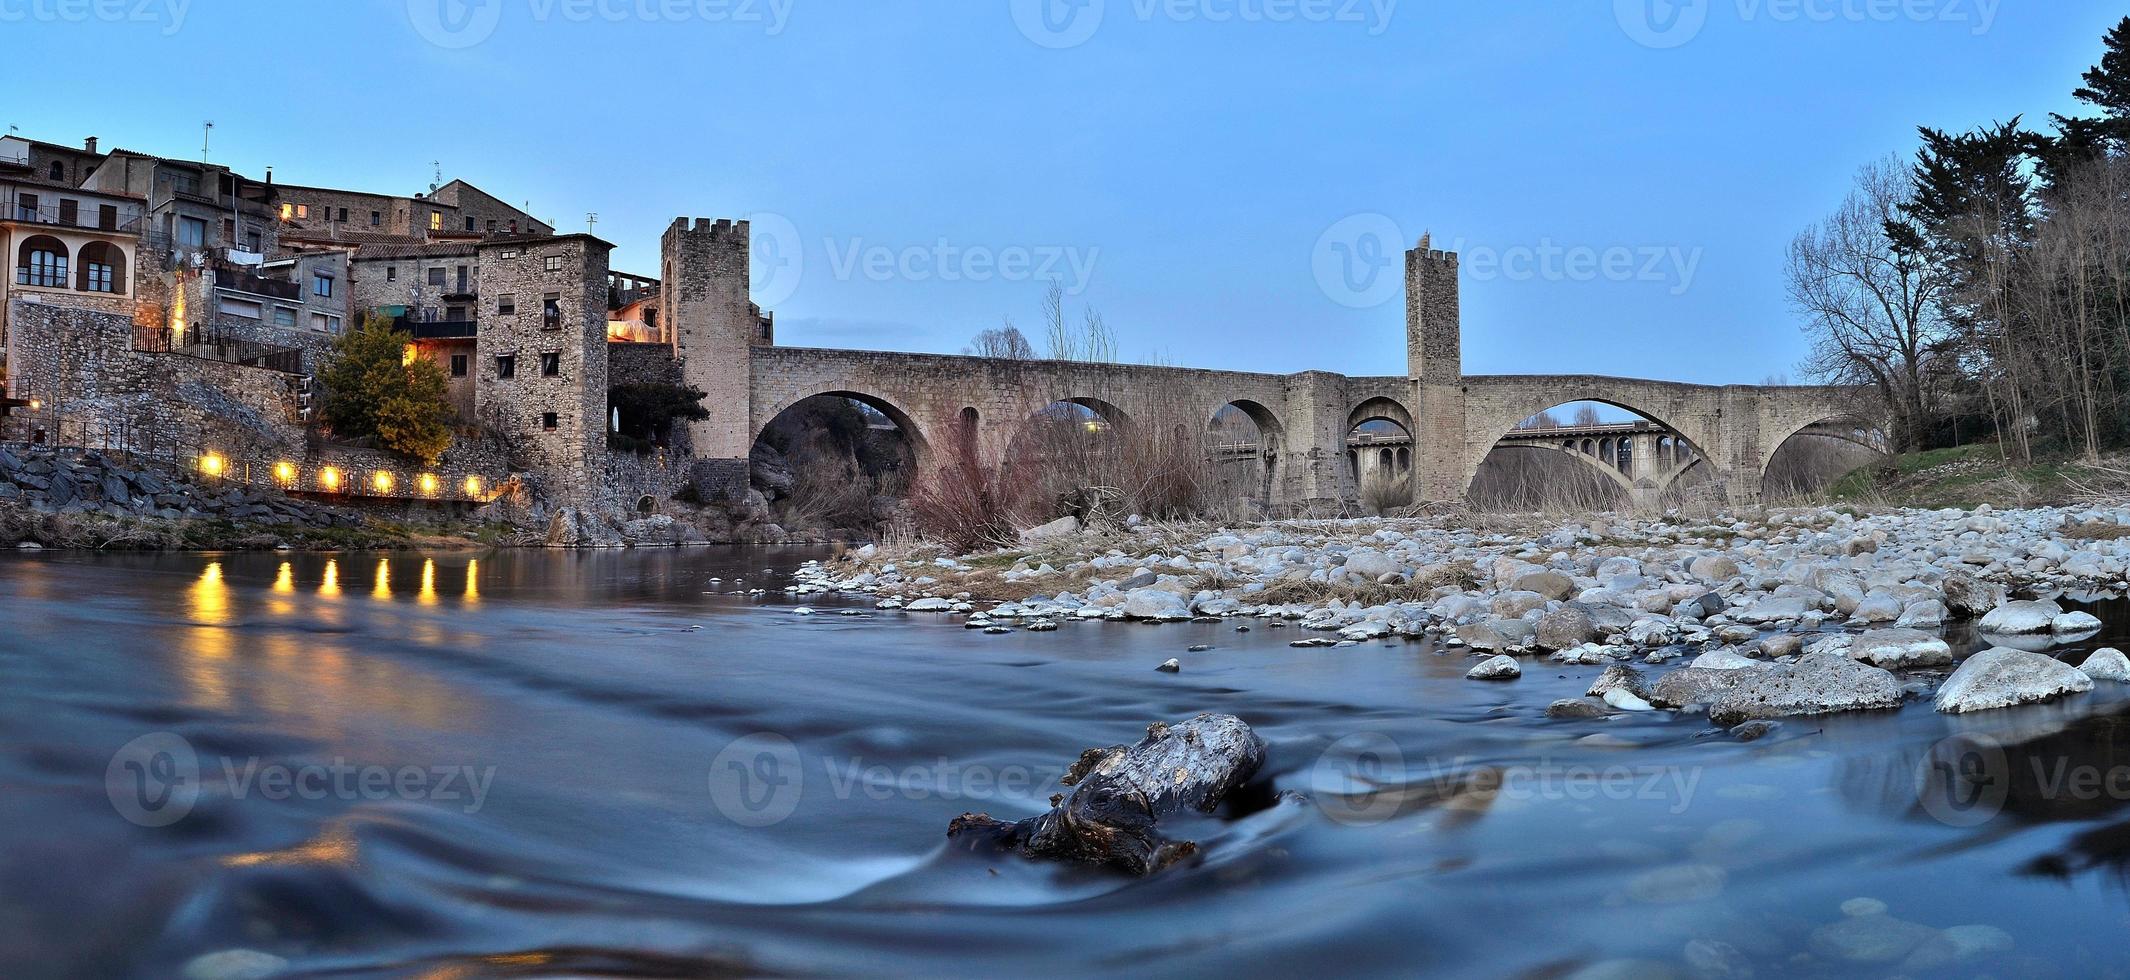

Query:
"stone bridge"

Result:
[[660, 219, 1869, 509]]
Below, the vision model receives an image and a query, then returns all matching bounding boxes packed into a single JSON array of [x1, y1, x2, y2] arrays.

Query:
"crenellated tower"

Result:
[[661, 217, 765, 497], [1406, 235, 1467, 502]]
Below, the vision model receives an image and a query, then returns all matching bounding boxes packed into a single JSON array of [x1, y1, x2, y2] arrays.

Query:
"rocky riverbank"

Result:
[[792, 503, 2130, 732]]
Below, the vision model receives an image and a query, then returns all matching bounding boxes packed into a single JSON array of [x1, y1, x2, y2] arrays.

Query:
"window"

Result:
[[446, 305, 465, 322], [217, 296, 262, 319], [297, 205, 309, 219], [465, 216, 475, 231], [78, 241, 123, 293], [280, 203, 294, 221], [486, 220, 497, 232], [499, 249, 519, 259], [337, 208, 348, 222], [645, 308, 658, 330], [450, 354, 468, 377], [223, 217, 236, 243], [57, 199, 77, 225], [542, 412, 558, 430], [47, 161, 63, 182], [540, 352, 561, 376], [543, 255, 563, 272], [177, 216, 206, 248], [541, 294, 561, 330], [310, 312, 341, 334], [312, 273, 334, 298], [427, 267, 446, 287], [385, 266, 397, 282], [247, 231, 261, 253], [429, 211, 442, 232], [495, 354, 516, 379], [13, 192, 35, 221], [272, 307, 297, 327], [370, 210, 381, 227], [497, 293, 515, 315], [97, 204, 116, 230], [16, 237, 65, 288]]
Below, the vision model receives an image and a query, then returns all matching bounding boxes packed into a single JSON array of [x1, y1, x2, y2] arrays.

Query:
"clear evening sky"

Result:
[[1, 0, 2110, 383]]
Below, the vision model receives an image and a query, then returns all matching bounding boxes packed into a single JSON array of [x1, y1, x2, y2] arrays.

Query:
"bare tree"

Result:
[[1515, 410, 1561, 430], [1572, 405, 1603, 427], [1788, 156, 1951, 452], [1041, 279, 1117, 362], [964, 322, 1037, 359]]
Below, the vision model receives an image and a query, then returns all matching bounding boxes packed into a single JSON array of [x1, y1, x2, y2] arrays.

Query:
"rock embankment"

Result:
[[794, 503, 2130, 729], [0, 446, 394, 549]]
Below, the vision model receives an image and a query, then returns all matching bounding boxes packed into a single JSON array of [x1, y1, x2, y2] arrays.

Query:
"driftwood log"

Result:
[[947, 713, 1267, 874]]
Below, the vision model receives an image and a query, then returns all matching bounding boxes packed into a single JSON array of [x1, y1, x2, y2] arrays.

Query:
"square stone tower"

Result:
[[1406, 236, 1466, 502], [473, 234, 612, 501], [660, 217, 763, 497]]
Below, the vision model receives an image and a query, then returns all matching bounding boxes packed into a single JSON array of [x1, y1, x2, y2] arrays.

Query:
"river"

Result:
[[6, 548, 2130, 977]]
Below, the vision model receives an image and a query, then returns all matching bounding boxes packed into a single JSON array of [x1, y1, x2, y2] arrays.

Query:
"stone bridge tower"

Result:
[[662, 218, 759, 497], [1407, 235, 1466, 503]]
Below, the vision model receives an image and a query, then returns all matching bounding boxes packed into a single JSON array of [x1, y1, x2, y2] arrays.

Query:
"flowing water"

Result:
[[7, 549, 2130, 977]]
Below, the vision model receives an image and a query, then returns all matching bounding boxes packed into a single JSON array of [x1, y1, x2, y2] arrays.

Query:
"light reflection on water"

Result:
[[5, 549, 2130, 977]]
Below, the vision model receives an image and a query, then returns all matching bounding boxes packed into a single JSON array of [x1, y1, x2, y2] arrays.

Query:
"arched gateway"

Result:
[[656, 218, 1862, 510]]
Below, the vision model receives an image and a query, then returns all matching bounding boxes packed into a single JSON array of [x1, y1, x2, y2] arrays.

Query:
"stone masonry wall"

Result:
[[472, 235, 611, 503]]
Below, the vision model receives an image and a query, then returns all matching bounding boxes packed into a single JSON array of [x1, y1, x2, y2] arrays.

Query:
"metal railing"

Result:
[[133, 323, 306, 375], [1, 196, 145, 234]]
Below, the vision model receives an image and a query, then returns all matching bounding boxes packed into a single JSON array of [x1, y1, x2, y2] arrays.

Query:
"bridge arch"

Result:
[[753, 386, 931, 464], [1348, 395, 1414, 434], [1759, 411, 1887, 497], [1461, 387, 1724, 498]]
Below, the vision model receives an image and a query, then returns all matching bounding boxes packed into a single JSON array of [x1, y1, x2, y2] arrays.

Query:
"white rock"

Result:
[[904, 597, 953, 612], [2078, 648, 2130, 682], [2052, 610, 2103, 634], [1122, 588, 1192, 620], [1848, 628, 1954, 669], [1977, 599, 2064, 635], [1467, 655, 1522, 680], [1692, 649, 1761, 671], [1603, 687, 1655, 711], [1935, 647, 2095, 713]]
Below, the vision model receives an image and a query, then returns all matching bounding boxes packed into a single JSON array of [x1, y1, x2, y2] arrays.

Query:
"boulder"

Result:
[[2079, 648, 2130, 682], [1457, 617, 1533, 652], [2052, 611, 2103, 634], [1651, 666, 1755, 709], [1977, 599, 2063, 635], [1848, 628, 1954, 669], [1935, 648, 2094, 713], [1692, 649, 1761, 671], [1941, 573, 2002, 617], [1588, 664, 1650, 700], [1122, 588, 1192, 621], [947, 713, 1266, 875], [1019, 515, 1081, 545], [1535, 606, 1598, 651], [1467, 655, 1522, 680], [904, 597, 953, 612], [1340, 548, 1398, 580], [1546, 698, 1609, 719], [1683, 654, 1904, 725], [1490, 590, 1548, 618], [1514, 569, 1576, 600], [1733, 597, 1811, 624], [1689, 554, 1740, 582]]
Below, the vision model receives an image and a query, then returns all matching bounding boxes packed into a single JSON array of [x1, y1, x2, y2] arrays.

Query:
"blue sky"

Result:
[[3, 0, 2116, 385]]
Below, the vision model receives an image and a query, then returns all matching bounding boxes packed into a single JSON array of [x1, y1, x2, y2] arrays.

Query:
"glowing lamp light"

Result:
[[273, 461, 297, 485], [418, 473, 439, 495], [371, 470, 395, 493], [463, 475, 484, 497], [319, 467, 343, 491], [25, 399, 40, 411], [199, 454, 226, 478]]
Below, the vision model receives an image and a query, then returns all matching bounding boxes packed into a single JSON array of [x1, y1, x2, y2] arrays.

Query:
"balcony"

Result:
[[392, 314, 478, 339], [3, 197, 144, 234], [213, 263, 302, 301]]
